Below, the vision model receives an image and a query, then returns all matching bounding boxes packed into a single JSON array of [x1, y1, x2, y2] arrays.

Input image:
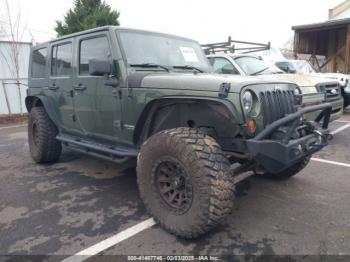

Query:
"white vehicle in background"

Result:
[[274, 59, 350, 108], [206, 53, 344, 120]]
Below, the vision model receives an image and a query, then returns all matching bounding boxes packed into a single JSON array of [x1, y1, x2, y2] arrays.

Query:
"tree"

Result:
[[55, 0, 120, 36], [0, 0, 27, 114]]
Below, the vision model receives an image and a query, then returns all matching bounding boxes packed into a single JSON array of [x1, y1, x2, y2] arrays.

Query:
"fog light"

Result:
[[247, 119, 256, 134]]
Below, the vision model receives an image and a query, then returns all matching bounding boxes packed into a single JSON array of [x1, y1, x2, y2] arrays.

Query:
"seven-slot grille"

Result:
[[324, 84, 340, 100], [259, 90, 295, 126]]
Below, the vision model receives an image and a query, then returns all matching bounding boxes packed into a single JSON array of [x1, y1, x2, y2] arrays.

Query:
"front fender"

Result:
[[133, 96, 241, 145]]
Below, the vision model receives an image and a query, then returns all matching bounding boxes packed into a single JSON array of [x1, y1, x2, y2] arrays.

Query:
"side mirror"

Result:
[[221, 64, 236, 74], [89, 59, 111, 76]]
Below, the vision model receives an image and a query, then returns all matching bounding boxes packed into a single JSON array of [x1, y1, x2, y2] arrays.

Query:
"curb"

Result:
[[0, 113, 28, 124]]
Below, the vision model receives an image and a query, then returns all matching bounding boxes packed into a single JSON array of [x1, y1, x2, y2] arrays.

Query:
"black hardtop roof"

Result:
[[33, 26, 198, 48]]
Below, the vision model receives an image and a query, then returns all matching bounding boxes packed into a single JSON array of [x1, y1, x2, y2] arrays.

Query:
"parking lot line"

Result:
[[311, 157, 350, 168], [61, 218, 156, 262], [0, 124, 26, 130], [330, 123, 350, 135], [334, 120, 350, 123]]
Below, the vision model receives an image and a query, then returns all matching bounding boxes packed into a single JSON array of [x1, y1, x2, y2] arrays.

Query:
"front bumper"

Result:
[[246, 103, 332, 174], [342, 89, 350, 107]]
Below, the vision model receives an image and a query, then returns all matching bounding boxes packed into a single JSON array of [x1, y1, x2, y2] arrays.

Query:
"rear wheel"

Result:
[[28, 107, 62, 163], [261, 156, 311, 180], [137, 127, 235, 238]]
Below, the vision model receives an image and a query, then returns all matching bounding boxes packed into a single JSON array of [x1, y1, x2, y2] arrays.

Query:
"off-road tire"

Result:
[[28, 107, 62, 163], [137, 127, 235, 238], [261, 156, 311, 180]]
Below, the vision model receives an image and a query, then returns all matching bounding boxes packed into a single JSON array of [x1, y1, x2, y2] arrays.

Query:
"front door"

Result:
[[73, 33, 122, 144]]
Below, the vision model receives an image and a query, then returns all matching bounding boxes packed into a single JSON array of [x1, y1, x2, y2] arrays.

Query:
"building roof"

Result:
[[292, 17, 350, 31]]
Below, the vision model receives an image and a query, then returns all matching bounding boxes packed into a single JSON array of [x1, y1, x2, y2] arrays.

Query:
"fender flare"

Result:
[[133, 96, 241, 145], [25, 95, 60, 127]]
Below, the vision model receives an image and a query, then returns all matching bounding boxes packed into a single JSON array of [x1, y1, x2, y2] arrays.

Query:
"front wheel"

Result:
[[137, 128, 235, 238], [261, 156, 311, 180]]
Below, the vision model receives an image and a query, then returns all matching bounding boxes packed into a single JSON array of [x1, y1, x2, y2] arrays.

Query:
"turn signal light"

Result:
[[247, 119, 256, 134]]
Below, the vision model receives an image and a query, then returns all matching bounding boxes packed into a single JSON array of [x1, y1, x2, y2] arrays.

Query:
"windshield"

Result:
[[118, 30, 211, 72], [233, 56, 283, 75]]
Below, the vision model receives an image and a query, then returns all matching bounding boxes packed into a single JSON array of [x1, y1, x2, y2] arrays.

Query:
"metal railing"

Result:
[[0, 77, 28, 115]]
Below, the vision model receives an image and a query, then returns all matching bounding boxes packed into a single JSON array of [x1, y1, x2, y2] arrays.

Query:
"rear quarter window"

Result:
[[31, 47, 47, 78]]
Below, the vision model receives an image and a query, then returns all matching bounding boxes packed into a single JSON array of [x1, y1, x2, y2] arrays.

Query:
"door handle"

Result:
[[49, 84, 59, 90], [73, 84, 86, 91]]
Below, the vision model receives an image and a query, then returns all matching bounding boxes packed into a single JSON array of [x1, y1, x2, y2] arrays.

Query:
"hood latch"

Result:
[[218, 82, 231, 98]]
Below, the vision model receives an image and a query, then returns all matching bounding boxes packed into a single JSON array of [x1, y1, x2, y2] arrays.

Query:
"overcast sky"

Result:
[[0, 0, 345, 47]]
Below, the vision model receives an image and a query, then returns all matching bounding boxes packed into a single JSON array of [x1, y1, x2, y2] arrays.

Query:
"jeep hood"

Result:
[[255, 74, 339, 94], [131, 72, 294, 93]]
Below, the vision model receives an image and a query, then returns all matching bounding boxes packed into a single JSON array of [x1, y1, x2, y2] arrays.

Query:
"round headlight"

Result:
[[242, 91, 253, 113]]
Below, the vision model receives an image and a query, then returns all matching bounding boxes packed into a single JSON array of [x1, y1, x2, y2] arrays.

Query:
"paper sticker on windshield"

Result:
[[180, 47, 199, 62]]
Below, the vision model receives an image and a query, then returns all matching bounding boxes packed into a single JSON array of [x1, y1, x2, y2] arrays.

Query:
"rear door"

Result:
[[49, 40, 78, 134], [73, 32, 122, 144]]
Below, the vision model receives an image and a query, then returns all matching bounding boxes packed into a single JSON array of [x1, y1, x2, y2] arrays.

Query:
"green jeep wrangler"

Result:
[[26, 26, 332, 238]]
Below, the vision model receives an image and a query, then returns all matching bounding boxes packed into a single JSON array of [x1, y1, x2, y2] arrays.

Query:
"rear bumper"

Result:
[[246, 103, 332, 174]]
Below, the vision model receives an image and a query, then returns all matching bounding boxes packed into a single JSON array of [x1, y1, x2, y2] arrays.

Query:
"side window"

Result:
[[31, 48, 47, 78], [79, 36, 110, 75], [212, 57, 239, 75], [51, 43, 72, 76]]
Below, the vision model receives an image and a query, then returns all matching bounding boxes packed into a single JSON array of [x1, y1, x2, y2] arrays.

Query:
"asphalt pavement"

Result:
[[1, 109, 350, 260]]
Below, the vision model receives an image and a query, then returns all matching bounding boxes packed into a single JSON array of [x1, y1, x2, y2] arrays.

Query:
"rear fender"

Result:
[[25, 96, 60, 127]]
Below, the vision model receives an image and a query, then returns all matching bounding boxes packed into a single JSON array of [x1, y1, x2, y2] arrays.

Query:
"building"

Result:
[[292, 1, 350, 74], [0, 41, 31, 114]]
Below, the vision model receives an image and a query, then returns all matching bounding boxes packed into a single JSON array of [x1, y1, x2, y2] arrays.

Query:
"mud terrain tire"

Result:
[[137, 127, 235, 238]]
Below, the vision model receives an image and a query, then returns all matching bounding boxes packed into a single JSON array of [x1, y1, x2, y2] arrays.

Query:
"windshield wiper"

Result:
[[250, 67, 270, 76], [173, 65, 204, 73], [129, 63, 169, 72]]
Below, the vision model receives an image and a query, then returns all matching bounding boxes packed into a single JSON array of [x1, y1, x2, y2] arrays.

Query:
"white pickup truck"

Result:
[[274, 59, 350, 108]]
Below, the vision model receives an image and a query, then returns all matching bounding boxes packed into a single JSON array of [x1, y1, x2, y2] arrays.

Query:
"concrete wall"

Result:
[[0, 42, 31, 114]]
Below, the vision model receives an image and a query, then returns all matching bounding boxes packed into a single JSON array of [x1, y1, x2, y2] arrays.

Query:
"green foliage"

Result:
[[55, 0, 120, 36]]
